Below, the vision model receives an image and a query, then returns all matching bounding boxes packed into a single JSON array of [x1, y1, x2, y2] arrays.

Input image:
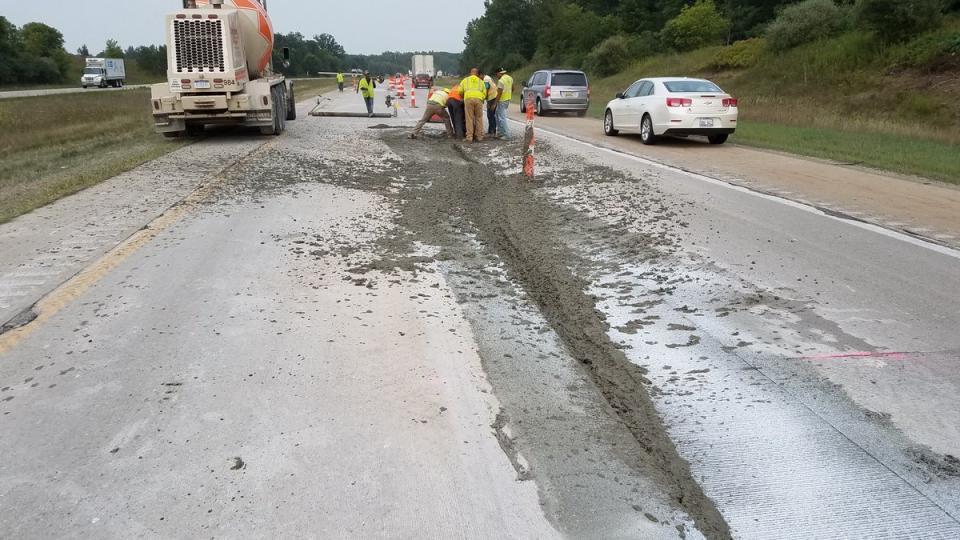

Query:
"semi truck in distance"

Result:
[[411, 54, 435, 78], [151, 0, 295, 137], [81, 58, 126, 88]]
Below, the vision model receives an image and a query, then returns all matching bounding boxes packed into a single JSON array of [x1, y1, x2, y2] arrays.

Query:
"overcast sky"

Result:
[[0, 0, 485, 55]]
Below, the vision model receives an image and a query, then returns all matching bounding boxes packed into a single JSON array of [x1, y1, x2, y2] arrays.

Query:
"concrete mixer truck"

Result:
[[150, 0, 295, 137]]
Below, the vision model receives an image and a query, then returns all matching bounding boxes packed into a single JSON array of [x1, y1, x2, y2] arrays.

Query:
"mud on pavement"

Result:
[[219, 122, 730, 538]]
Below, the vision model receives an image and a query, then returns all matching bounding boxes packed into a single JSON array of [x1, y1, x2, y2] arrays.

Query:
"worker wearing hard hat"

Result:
[[460, 68, 486, 143], [336, 72, 345, 92], [446, 84, 466, 140], [357, 71, 376, 117], [409, 88, 454, 139]]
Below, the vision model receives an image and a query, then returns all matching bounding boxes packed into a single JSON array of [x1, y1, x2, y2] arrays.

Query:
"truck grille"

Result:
[[173, 19, 224, 73]]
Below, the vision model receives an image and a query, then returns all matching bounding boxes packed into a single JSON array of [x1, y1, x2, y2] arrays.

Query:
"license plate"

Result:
[[193, 80, 211, 89], [699, 118, 714, 128], [562, 91, 577, 97]]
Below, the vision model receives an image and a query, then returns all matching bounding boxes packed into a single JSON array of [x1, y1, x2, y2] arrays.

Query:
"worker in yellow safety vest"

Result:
[[409, 88, 454, 139], [494, 68, 514, 139], [459, 68, 486, 142], [483, 71, 499, 137], [336, 72, 345, 92], [356, 71, 376, 117]]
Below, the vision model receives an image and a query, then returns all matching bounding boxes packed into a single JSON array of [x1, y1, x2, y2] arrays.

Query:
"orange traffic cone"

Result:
[[410, 80, 418, 108]]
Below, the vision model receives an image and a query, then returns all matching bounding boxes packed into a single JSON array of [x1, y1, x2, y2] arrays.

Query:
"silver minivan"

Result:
[[520, 69, 590, 117]]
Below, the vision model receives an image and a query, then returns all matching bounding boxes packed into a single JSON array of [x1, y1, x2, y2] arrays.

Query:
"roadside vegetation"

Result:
[[0, 90, 185, 223], [0, 79, 336, 224], [1, 17, 167, 88], [467, 0, 960, 183]]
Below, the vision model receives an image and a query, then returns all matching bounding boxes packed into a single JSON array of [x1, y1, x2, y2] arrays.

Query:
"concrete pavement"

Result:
[[1, 86, 958, 538], [507, 106, 960, 250]]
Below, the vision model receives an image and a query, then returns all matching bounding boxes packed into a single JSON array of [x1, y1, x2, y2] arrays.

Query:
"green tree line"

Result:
[[273, 32, 461, 76], [461, 0, 960, 75]]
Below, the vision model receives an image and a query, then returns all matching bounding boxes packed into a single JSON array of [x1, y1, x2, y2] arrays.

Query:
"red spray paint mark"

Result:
[[803, 351, 910, 360]]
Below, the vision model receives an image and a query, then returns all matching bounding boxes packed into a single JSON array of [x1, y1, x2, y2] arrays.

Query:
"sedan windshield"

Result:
[[663, 80, 723, 93]]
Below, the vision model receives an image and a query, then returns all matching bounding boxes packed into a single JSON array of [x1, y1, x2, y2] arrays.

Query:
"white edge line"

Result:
[[509, 118, 960, 261]]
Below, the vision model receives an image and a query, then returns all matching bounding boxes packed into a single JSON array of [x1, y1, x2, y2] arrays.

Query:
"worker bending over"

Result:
[[460, 68, 486, 143], [409, 88, 454, 139]]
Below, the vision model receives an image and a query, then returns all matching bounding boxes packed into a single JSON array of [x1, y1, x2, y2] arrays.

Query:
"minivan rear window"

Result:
[[551, 72, 587, 87], [663, 80, 723, 93]]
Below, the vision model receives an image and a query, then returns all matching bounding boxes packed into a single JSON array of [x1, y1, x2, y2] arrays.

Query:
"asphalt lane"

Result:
[[0, 85, 151, 99]]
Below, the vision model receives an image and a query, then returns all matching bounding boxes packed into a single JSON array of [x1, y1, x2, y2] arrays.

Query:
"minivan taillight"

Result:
[[545, 85, 551, 98], [666, 97, 692, 107], [723, 98, 738, 107]]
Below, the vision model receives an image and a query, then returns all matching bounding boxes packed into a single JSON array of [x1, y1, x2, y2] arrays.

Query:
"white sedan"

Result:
[[603, 77, 738, 145]]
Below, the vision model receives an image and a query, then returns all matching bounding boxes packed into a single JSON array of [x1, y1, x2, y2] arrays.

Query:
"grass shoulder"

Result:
[[0, 89, 186, 224], [511, 22, 960, 185]]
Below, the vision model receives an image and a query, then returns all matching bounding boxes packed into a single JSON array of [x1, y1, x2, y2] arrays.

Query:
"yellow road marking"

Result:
[[0, 140, 276, 355]]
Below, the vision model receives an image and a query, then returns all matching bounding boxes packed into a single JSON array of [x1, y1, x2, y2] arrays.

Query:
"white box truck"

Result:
[[411, 54, 435, 78], [150, 0, 295, 137], [81, 58, 126, 88]]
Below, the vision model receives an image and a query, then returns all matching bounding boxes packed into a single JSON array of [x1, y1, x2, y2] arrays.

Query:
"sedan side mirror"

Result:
[[616, 92, 624, 99], [521, 81, 527, 88]]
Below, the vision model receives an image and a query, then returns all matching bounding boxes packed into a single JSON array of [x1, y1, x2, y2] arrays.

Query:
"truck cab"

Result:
[[150, 0, 294, 137]]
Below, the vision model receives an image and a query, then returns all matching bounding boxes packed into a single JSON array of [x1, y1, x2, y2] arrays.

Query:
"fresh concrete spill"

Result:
[[523, 140, 960, 537], [318, 117, 959, 537], [243, 116, 716, 538]]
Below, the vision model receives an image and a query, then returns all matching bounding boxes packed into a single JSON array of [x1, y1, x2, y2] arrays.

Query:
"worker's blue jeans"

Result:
[[496, 102, 510, 138], [363, 97, 374, 115]]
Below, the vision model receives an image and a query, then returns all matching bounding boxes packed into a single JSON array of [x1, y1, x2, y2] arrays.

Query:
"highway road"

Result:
[[0, 85, 151, 100], [1, 87, 958, 538]]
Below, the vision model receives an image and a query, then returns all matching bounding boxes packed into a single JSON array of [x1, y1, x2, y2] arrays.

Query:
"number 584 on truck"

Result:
[[151, 0, 295, 137]]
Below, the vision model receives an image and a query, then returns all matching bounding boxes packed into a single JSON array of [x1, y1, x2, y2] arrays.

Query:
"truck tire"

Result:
[[260, 85, 282, 135], [286, 86, 297, 121]]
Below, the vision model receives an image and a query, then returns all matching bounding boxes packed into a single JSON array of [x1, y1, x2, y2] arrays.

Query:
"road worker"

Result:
[[483, 70, 498, 137], [356, 71, 376, 117], [446, 84, 466, 139], [409, 88, 454, 139], [460, 68, 486, 143], [336, 72, 345, 92], [495, 68, 514, 139]]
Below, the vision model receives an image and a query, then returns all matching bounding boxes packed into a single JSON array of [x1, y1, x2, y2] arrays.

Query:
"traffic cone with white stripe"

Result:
[[410, 79, 417, 108]]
